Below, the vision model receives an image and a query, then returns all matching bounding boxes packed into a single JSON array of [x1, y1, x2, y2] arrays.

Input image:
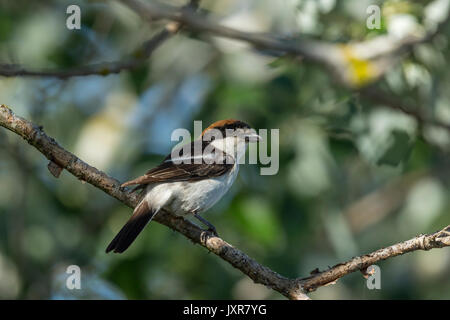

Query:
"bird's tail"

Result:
[[106, 199, 158, 253]]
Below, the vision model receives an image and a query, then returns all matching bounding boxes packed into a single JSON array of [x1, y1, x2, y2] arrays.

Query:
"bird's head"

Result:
[[200, 119, 261, 160]]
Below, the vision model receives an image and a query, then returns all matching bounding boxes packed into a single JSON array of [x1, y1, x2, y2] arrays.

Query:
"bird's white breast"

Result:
[[144, 163, 239, 216]]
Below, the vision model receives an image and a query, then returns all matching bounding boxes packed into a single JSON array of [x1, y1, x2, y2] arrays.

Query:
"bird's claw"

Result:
[[207, 227, 219, 237], [200, 228, 219, 243]]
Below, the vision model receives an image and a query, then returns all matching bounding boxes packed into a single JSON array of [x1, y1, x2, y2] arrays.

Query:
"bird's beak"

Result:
[[246, 131, 262, 142]]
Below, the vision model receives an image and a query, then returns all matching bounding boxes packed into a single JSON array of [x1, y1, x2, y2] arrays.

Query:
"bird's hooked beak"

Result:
[[244, 129, 262, 143]]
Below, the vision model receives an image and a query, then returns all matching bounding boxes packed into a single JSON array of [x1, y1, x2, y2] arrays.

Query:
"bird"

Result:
[[106, 119, 261, 253]]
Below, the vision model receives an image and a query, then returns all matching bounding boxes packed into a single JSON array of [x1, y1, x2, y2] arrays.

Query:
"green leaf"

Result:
[[377, 129, 413, 166]]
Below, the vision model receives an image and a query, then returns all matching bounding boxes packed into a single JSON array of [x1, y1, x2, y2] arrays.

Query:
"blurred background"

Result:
[[0, 0, 449, 299]]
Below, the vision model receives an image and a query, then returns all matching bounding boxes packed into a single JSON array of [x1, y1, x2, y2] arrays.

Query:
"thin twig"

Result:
[[298, 225, 450, 292], [0, 19, 183, 79], [118, 0, 333, 62]]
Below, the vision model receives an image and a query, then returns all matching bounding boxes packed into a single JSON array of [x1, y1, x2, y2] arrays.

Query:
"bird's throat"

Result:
[[210, 136, 247, 162]]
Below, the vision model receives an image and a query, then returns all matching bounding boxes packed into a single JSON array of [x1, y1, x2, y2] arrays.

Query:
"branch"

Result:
[[118, 0, 450, 88], [4, 1, 449, 132], [0, 104, 308, 300], [118, 0, 450, 133], [0, 21, 181, 79], [1, 103, 449, 299], [298, 225, 450, 292]]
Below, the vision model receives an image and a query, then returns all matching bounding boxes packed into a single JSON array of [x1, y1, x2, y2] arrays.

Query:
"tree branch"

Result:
[[3, 1, 449, 132], [0, 104, 308, 300], [298, 225, 450, 292], [118, 0, 450, 88], [0, 17, 184, 79], [1, 104, 449, 299], [117, 0, 450, 133]]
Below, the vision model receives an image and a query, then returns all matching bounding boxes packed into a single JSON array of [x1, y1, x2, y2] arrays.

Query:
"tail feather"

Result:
[[106, 200, 158, 253]]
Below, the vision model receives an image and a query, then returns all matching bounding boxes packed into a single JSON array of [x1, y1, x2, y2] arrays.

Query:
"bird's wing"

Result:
[[121, 140, 234, 187]]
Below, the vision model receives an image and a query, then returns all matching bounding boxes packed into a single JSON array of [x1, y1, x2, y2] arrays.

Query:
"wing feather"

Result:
[[121, 140, 234, 187]]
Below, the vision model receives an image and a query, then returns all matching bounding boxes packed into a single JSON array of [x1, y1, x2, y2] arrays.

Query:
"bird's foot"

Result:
[[193, 212, 219, 237], [200, 228, 219, 243], [205, 226, 219, 237]]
